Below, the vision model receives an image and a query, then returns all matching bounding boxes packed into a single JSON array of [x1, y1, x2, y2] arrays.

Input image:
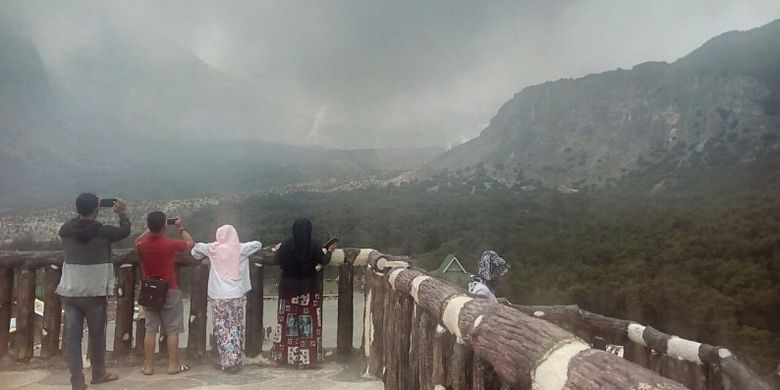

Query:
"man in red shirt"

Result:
[[135, 211, 194, 375]]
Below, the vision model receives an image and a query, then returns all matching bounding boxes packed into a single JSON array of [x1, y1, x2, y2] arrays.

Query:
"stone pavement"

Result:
[[0, 360, 383, 390]]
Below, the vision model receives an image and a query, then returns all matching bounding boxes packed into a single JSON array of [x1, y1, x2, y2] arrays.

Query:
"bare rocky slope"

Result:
[[428, 19, 780, 191]]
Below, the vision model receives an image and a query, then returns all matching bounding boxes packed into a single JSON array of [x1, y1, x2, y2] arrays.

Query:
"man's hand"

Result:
[[327, 242, 338, 253], [175, 217, 184, 229], [113, 199, 127, 214], [272, 243, 282, 252]]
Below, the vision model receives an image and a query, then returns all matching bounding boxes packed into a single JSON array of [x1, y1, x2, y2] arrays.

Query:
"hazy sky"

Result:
[[5, 1, 780, 149]]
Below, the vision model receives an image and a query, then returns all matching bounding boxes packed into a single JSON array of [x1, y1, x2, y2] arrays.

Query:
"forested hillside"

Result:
[[175, 174, 780, 374]]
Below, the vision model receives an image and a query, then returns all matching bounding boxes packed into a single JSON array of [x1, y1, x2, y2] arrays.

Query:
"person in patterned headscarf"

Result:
[[468, 250, 510, 303]]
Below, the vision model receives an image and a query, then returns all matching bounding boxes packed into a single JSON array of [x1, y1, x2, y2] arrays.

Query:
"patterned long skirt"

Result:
[[211, 298, 245, 369], [271, 293, 323, 367]]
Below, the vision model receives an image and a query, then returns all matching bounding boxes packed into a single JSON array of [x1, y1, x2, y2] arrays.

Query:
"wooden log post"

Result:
[[388, 268, 689, 390], [382, 276, 397, 387], [41, 264, 63, 358], [16, 267, 36, 361], [472, 357, 499, 390], [450, 342, 474, 390], [396, 292, 414, 390], [592, 336, 607, 351], [158, 333, 168, 358], [187, 262, 209, 360], [245, 262, 264, 357], [135, 318, 146, 356], [432, 327, 452, 388], [113, 264, 135, 356], [0, 266, 13, 358], [418, 309, 435, 390], [337, 261, 354, 356], [365, 266, 386, 378], [407, 304, 421, 390]]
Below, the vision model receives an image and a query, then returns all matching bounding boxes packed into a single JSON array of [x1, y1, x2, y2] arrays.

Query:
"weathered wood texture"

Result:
[[187, 262, 209, 360], [135, 318, 146, 356], [513, 303, 771, 390], [41, 265, 63, 358], [381, 268, 689, 390], [365, 268, 385, 378], [417, 309, 435, 390], [112, 264, 135, 356], [16, 268, 36, 361], [158, 333, 168, 358], [450, 342, 473, 390], [396, 293, 414, 390], [431, 327, 452, 388], [0, 267, 13, 357], [0, 247, 378, 268], [472, 357, 500, 390], [566, 349, 686, 389], [407, 304, 421, 390], [379, 278, 400, 390], [337, 262, 354, 356], [245, 262, 264, 357]]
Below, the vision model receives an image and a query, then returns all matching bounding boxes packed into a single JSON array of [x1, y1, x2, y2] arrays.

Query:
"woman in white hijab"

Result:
[[191, 225, 262, 373]]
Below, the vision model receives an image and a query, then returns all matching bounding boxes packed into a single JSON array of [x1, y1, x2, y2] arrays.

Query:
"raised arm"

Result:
[[175, 218, 195, 249], [191, 242, 209, 260], [240, 241, 262, 257], [99, 200, 131, 242]]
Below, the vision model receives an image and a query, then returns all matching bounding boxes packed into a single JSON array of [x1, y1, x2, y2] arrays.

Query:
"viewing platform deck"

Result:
[[1, 359, 382, 390]]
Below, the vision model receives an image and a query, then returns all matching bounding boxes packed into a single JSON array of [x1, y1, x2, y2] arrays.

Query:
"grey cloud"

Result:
[[4, 0, 780, 148]]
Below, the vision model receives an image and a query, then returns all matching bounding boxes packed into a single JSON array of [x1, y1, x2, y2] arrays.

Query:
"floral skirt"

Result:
[[271, 293, 323, 367], [211, 298, 245, 369]]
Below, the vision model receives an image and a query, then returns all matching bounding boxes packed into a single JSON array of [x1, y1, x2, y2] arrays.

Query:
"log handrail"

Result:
[[511, 304, 772, 390], [364, 256, 703, 389], [0, 247, 387, 268], [0, 247, 390, 365]]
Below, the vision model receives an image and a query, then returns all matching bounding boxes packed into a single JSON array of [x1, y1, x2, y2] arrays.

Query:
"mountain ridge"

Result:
[[426, 19, 780, 192]]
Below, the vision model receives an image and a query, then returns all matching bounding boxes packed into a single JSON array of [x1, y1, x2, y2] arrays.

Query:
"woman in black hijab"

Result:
[[271, 218, 335, 368]]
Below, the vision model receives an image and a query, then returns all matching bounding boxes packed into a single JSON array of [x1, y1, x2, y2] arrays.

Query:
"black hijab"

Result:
[[292, 218, 313, 265], [279, 218, 324, 279]]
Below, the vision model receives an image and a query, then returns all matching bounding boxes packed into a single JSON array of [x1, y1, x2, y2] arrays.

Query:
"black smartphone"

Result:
[[99, 198, 117, 208], [166, 218, 178, 226], [323, 237, 339, 249]]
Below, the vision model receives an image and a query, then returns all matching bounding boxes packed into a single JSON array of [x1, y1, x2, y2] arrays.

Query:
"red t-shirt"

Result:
[[135, 234, 188, 289]]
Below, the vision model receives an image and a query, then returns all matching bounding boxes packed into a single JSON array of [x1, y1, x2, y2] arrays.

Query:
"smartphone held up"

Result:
[[99, 198, 117, 208]]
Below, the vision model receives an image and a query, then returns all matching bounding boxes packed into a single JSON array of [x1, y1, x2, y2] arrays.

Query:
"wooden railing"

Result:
[[0, 247, 395, 363], [362, 259, 773, 390], [0, 247, 773, 390], [510, 304, 773, 390]]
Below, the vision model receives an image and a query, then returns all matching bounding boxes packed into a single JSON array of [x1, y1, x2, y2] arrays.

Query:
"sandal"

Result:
[[90, 373, 119, 384], [168, 363, 190, 375]]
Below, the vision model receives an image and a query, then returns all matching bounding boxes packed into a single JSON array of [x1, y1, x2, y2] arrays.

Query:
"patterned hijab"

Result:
[[474, 250, 509, 284]]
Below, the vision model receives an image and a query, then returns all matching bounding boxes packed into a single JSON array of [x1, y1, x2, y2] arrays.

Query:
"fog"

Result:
[[3, 0, 780, 149]]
